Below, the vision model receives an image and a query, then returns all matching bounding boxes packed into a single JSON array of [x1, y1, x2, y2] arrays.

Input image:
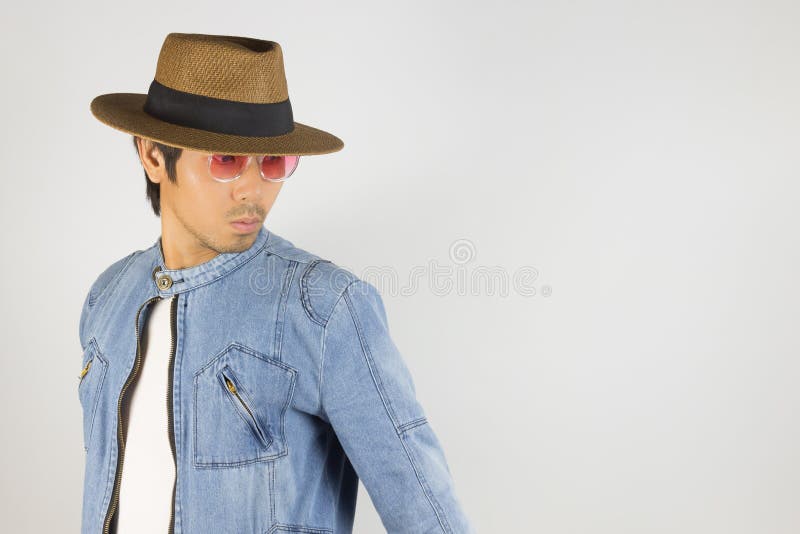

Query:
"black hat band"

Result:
[[143, 79, 295, 137]]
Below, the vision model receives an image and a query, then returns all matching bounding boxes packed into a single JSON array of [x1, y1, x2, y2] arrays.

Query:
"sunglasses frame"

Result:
[[206, 154, 301, 183]]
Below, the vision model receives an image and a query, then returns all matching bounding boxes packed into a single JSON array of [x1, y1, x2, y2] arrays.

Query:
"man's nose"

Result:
[[232, 157, 264, 200]]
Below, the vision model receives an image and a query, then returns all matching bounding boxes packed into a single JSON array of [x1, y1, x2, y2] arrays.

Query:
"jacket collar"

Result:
[[148, 225, 271, 297]]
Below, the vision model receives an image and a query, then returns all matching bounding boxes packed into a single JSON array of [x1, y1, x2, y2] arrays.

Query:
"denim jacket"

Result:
[[77, 225, 474, 534]]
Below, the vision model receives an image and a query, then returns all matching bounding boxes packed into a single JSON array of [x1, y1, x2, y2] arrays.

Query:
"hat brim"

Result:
[[90, 93, 344, 156]]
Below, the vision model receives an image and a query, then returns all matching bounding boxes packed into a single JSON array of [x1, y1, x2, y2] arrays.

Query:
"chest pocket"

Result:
[[77, 337, 109, 452], [193, 342, 298, 468]]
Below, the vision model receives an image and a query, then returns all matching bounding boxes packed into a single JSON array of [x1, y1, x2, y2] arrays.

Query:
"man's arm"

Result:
[[320, 279, 474, 533]]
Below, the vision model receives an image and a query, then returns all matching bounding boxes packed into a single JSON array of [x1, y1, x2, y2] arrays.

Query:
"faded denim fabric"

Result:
[[77, 226, 475, 534]]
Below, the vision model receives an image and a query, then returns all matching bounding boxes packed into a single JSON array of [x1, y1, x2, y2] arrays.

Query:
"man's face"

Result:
[[140, 139, 285, 262]]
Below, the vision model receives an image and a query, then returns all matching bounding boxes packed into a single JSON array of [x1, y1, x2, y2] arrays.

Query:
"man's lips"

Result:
[[231, 217, 260, 224]]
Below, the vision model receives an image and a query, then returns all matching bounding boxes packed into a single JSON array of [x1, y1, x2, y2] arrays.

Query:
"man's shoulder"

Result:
[[266, 231, 372, 326], [84, 249, 145, 307], [79, 246, 150, 347], [264, 229, 340, 267]]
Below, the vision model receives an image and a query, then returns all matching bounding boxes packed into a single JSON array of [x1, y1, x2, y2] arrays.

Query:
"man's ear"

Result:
[[137, 137, 167, 185]]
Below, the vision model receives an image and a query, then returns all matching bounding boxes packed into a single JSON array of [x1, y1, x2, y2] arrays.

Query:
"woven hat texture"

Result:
[[90, 32, 344, 156]]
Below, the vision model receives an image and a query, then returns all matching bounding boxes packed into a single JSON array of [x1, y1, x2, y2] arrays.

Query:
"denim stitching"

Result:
[[274, 260, 298, 362], [192, 342, 297, 468], [400, 424, 453, 533], [269, 458, 276, 524], [159, 245, 269, 295], [318, 279, 360, 418], [398, 416, 429, 433], [342, 282, 400, 426], [80, 337, 108, 453], [87, 251, 139, 307], [266, 523, 333, 534], [173, 291, 185, 515], [344, 280, 453, 533], [300, 259, 332, 326], [217, 365, 273, 448]]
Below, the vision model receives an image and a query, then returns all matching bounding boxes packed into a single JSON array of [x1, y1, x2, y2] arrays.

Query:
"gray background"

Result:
[[1, 1, 799, 532]]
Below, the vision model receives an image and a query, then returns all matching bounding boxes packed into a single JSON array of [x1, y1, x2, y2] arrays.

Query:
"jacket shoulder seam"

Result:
[[87, 250, 140, 307], [266, 248, 317, 265], [300, 259, 333, 326], [300, 259, 360, 327]]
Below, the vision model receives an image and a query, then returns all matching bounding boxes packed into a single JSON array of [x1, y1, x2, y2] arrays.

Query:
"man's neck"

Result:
[[159, 222, 219, 271]]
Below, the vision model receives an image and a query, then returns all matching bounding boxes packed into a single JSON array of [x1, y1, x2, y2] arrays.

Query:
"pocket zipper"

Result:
[[221, 372, 272, 448], [78, 358, 93, 381]]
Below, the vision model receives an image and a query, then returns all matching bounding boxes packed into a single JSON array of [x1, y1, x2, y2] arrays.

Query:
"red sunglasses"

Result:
[[207, 154, 300, 183]]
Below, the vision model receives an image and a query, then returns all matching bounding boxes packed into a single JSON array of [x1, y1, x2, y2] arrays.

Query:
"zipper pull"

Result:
[[79, 359, 92, 380], [224, 376, 237, 394]]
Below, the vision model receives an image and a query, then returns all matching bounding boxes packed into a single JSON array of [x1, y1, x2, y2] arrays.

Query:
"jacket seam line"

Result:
[[87, 251, 140, 307], [167, 245, 269, 295], [274, 260, 298, 361], [400, 426, 453, 533], [398, 416, 429, 432], [318, 279, 360, 415], [265, 249, 316, 264], [343, 281, 452, 532], [300, 259, 333, 326]]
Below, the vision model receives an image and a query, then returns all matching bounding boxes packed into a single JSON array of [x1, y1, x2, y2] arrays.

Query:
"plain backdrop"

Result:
[[1, 1, 799, 533]]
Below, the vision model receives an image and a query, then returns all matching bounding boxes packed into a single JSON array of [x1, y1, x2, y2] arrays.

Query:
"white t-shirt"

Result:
[[116, 296, 175, 532]]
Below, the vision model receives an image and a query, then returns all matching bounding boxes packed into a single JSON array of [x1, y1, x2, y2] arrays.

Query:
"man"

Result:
[[79, 32, 474, 533]]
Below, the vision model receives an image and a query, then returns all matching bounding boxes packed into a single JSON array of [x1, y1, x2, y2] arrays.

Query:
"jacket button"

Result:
[[152, 265, 162, 280], [156, 274, 173, 290]]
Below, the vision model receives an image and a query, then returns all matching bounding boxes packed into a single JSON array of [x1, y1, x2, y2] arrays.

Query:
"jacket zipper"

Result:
[[101, 294, 165, 534], [167, 294, 178, 534], [222, 372, 271, 447]]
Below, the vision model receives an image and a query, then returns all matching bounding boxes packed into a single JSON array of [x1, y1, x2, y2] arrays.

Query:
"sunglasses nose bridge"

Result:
[[241, 155, 268, 182]]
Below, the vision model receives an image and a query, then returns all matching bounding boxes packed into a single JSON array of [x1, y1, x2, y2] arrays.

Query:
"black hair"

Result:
[[132, 135, 183, 217]]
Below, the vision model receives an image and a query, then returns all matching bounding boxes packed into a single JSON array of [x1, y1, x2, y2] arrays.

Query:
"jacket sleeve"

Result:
[[320, 279, 475, 534]]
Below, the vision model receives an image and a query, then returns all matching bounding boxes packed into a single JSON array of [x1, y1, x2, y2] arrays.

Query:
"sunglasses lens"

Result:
[[261, 155, 300, 180], [209, 154, 248, 180]]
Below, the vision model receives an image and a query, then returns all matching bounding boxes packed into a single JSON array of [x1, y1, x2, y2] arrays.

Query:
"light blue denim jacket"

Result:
[[77, 225, 474, 534]]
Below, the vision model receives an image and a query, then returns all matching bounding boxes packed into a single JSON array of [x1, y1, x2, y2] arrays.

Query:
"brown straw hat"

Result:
[[90, 32, 344, 156]]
